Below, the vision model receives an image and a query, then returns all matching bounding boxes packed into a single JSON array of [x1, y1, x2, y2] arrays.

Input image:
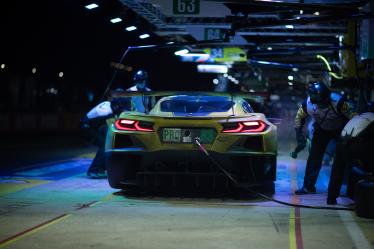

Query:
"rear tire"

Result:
[[107, 154, 141, 190], [106, 154, 127, 189], [261, 181, 275, 195]]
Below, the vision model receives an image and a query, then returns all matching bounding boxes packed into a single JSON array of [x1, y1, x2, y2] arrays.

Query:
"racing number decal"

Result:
[[173, 0, 200, 14], [210, 48, 224, 59]]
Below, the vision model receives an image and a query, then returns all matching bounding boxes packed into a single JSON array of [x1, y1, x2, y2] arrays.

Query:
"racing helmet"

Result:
[[308, 82, 331, 106], [133, 70, 148, 90]]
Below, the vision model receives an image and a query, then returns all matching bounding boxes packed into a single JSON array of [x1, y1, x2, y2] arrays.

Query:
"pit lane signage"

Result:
[[204, 28, 225, 40], [203, 47, 247, 63], [173, 0, 200, 14]]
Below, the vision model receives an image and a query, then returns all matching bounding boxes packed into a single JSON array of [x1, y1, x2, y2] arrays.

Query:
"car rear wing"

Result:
[[110, 91, 264, 111]]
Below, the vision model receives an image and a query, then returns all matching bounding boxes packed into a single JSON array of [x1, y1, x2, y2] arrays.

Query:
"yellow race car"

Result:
[[105, 92, 277, 191]]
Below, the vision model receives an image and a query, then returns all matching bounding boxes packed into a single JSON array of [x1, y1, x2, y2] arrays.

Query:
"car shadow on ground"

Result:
[[112, 187, 273, 203]]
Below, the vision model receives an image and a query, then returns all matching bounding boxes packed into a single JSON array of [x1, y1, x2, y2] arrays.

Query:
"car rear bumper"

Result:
[[105, 150, 276, 188]]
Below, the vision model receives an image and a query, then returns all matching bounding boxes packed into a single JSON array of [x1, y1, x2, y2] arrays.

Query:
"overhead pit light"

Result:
[[267, 47, 272, 50], [299, 10, 303, 15], [59, 72, 64, 78], [110, 18, 122, 23], [0, 64, 5, 69], [174, 49, 189, 56], [85, 3, 98, 9], [139, 33, 150, 39], [197, 64, 228, 74], [256, 60, 271, 65], [32, 67, 36, 74], [288, 82, 293, 86], [249, 89, 255, 93], [292, 67, 299, 72], [179, 53, 209, 57], [314, 11, 320, 16], [288, 75, 294, 81], [125, 26, 137, 31], [270, 94, 280, 101], [285, 25, 294, 29]]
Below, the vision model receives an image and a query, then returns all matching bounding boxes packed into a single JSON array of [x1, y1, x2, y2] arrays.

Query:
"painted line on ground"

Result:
[[0, 193, 115, 248], [0, 179, 50, 197], [0, 214, 72, 248], [289, 160, 304, 249], [338, 210, 372, 249]]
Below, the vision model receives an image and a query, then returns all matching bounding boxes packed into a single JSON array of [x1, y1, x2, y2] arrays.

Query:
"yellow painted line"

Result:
[[89, 194, 115, 208], [0, 214, 72, 248], [75, 152, 95, 158], [289, 208, 297, 249], [0, 179, 50, 196], [289, 159, 303, 249], [0, 191, 115, 248], [101, 193, 115, 202]]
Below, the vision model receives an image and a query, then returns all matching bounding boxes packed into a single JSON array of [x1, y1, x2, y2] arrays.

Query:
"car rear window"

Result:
[[160, 96, 234, 113]]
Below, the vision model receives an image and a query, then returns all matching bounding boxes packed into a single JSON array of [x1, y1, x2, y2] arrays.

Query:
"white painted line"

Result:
[[338, 210, 372, 249]]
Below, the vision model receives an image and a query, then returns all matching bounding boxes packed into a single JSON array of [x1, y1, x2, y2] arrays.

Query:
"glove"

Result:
[[290, 151, 298, 159], [290, 128, 307, 159]]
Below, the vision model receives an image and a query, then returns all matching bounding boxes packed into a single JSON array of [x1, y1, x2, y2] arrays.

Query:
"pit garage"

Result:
[[1, 1, 374, 249]]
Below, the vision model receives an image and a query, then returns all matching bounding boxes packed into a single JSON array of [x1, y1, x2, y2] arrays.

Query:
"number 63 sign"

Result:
[[173, 0, 200, 14]]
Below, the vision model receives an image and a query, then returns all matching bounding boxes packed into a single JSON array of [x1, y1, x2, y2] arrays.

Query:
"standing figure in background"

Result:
[[327, 103, 374, 205], [127, 69, 155, 113], [84, 88, 128, 178], [290, 117, 336, 167], [292, 82, 355, 195]]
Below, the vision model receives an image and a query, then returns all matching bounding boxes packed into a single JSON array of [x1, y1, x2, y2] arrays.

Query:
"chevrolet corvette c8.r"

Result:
[[105, 92, 277, 191]]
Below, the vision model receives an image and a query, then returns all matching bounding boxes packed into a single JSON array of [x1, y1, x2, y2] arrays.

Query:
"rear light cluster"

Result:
[[222, 120, 267, 133], [114, 119, 154, 132]]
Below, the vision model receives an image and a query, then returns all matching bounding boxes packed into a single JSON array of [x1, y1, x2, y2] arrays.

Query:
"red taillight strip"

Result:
[[114, 120, 136, 131], [114, 119, 153, 132], [222, 120, 267, 133], [222, 123, 243, 133], [242, 121, 266, 132], [119, 119, 135, 125], [134, 121, 153, 132]]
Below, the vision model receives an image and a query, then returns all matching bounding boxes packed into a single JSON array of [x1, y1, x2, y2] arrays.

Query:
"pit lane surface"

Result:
[[0, 141, 373, 249]]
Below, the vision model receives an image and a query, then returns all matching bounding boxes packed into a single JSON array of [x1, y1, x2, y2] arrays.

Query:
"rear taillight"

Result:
[[222, 120, 267, 133], [114, 119, 153, 132]]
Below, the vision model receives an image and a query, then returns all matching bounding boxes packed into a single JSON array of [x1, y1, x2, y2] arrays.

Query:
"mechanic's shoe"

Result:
[[327, 198, 337, 205], [87, 169, 107, 179], [294, 186, 316, 195]]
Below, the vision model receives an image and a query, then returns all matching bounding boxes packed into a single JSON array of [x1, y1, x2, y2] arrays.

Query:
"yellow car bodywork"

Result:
[[105, 93, 277, 190]]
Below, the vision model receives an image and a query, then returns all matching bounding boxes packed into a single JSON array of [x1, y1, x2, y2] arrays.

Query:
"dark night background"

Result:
[[0, 0, 218, 116]]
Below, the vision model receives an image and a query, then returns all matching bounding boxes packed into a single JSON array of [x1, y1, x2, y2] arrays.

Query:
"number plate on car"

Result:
[[162, 128, 181, 142], [162, 128, 216, 144]]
